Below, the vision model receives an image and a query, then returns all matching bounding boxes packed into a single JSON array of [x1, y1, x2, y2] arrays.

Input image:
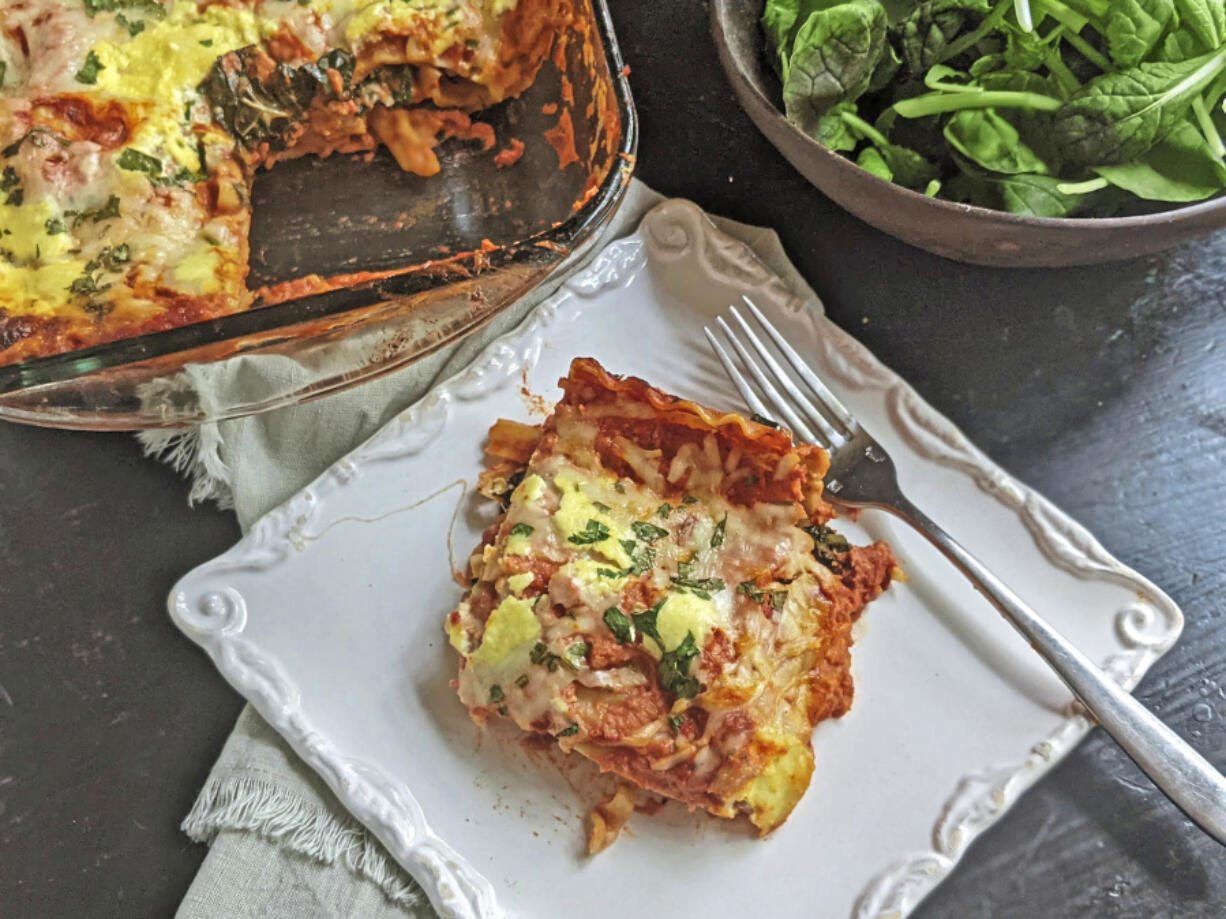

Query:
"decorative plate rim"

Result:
[[169, 198, 1183, 919]]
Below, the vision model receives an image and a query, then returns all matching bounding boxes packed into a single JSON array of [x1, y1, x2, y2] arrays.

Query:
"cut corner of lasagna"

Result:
[[447, 356, 898, 850]]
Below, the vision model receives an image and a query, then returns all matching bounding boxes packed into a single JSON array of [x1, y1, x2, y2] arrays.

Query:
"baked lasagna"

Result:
[[446, 358, 897, 850], [0, 0, 571, 365]]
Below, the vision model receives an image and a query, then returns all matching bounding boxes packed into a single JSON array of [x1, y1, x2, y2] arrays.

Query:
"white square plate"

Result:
[[169, 199, 1182, 919]]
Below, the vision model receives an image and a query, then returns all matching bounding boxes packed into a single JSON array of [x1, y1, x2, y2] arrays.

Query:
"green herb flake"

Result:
[[658, 632, 701, 699], [562, 641, 591, 670], [632, 601, 665, 649], [750, 412, 779, 428], [568, 519, 610, 545], [117, 147, 164, 179], [737, 580, 765, 603], [670, 576, 726, 597], [603, 607, 635, 644], [631, 521, 668, 542], [711, 515, 727, 548], [592, 500, 611, 513], [509, 522, 534, 538], [681, 495, 698, 505], [614, 481, 626, 494], [115, 13, 146, 36], [556, 724, 579, 738], [530, 642, 561, 672], [514, 673, 529, 688], [668, 713, 685, 734], [802, 523, 851, 572], [0, 61, 6, 88], [488, 684, 505, 705], [657, 503, 672, 518], [76, 51, 105, 85], [596, 568, 624, 579], [44, 217, 66, 235]]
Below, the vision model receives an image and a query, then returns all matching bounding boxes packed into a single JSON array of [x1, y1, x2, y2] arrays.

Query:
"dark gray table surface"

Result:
[[3, 3, 1225, 917]]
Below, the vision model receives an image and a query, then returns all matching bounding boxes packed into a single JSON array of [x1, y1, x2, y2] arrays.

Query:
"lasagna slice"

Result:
[[446, 357, 897, 850]]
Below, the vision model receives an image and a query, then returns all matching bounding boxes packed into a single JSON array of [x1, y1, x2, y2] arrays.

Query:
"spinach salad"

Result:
[[764, 0, 1226, 216]]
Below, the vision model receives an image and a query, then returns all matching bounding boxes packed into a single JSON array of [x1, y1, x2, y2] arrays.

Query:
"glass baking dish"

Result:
[[0, 0, 636, 431]]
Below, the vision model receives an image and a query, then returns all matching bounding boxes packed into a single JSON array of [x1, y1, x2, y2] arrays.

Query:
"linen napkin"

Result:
[[150, 179, 827, 917]]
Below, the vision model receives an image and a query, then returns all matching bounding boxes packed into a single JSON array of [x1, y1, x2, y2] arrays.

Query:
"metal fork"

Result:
[[706, 295, 1226, 845]]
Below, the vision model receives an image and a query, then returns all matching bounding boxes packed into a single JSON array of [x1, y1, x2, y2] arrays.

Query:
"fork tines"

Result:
[[704, 296, 858, 449]]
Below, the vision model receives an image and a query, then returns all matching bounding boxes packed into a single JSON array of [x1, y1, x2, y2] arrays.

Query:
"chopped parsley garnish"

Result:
[[677, 560, 694, 578], [83, 0, 167, 19], [117, 147, 163, 179], [68, 274, 99, 295], [568, 519, 610, 545], [596, 568, 623, 579], [65, 195, 121, 228], [750, 412, 779, 428], [556, 724, 579, 738], [592, 500, 611, 513], [711, 515, 727, 548], [603, 608, 635, 644], [659, 632, 701, 698], [626, 543, 656, 576], [802, 523, 851, 573], [681, 495, 698, 504], [509, 523, 534, 538], [514, 673, 529, 688], [75, 51, 105, 85], [45, 218, 66, 235], [0, 61, 6, 89], [669, 576, 726, 600], [614, 481, 626, 494], [1, 166, 22, 205], [199, 38, 213, 47], [488, 684, 505, 704], [561, 641, 590, 670], [529, 641, 561, 672], [631, 601, 665, 648], [631, 521, 668, 543], [668, 713, 685, 734], [115, 13, 146, 35], [737, 580, 788, 611], [657, 503, 672, 518]]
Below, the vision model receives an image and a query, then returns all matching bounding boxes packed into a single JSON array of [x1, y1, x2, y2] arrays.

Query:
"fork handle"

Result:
[[888, 494, 1226, 844]]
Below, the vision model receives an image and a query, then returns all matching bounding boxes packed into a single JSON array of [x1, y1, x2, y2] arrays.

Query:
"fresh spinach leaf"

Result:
[[944, 107, 1050, 172], [843, 110, 942, 185], [814, 101, 861, 149], [1052, 48, 1226, 166], [1094, 118, 1226, 198], [858, 146, 893, 178], [1173, 0, 1226, 51], [1106, 0, 1176, 67], [898, 0, 992, 75], [783, 0, 888, 135]]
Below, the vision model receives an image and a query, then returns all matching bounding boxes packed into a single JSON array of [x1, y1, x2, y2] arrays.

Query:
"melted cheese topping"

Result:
[[450, 409, 848, 836]]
